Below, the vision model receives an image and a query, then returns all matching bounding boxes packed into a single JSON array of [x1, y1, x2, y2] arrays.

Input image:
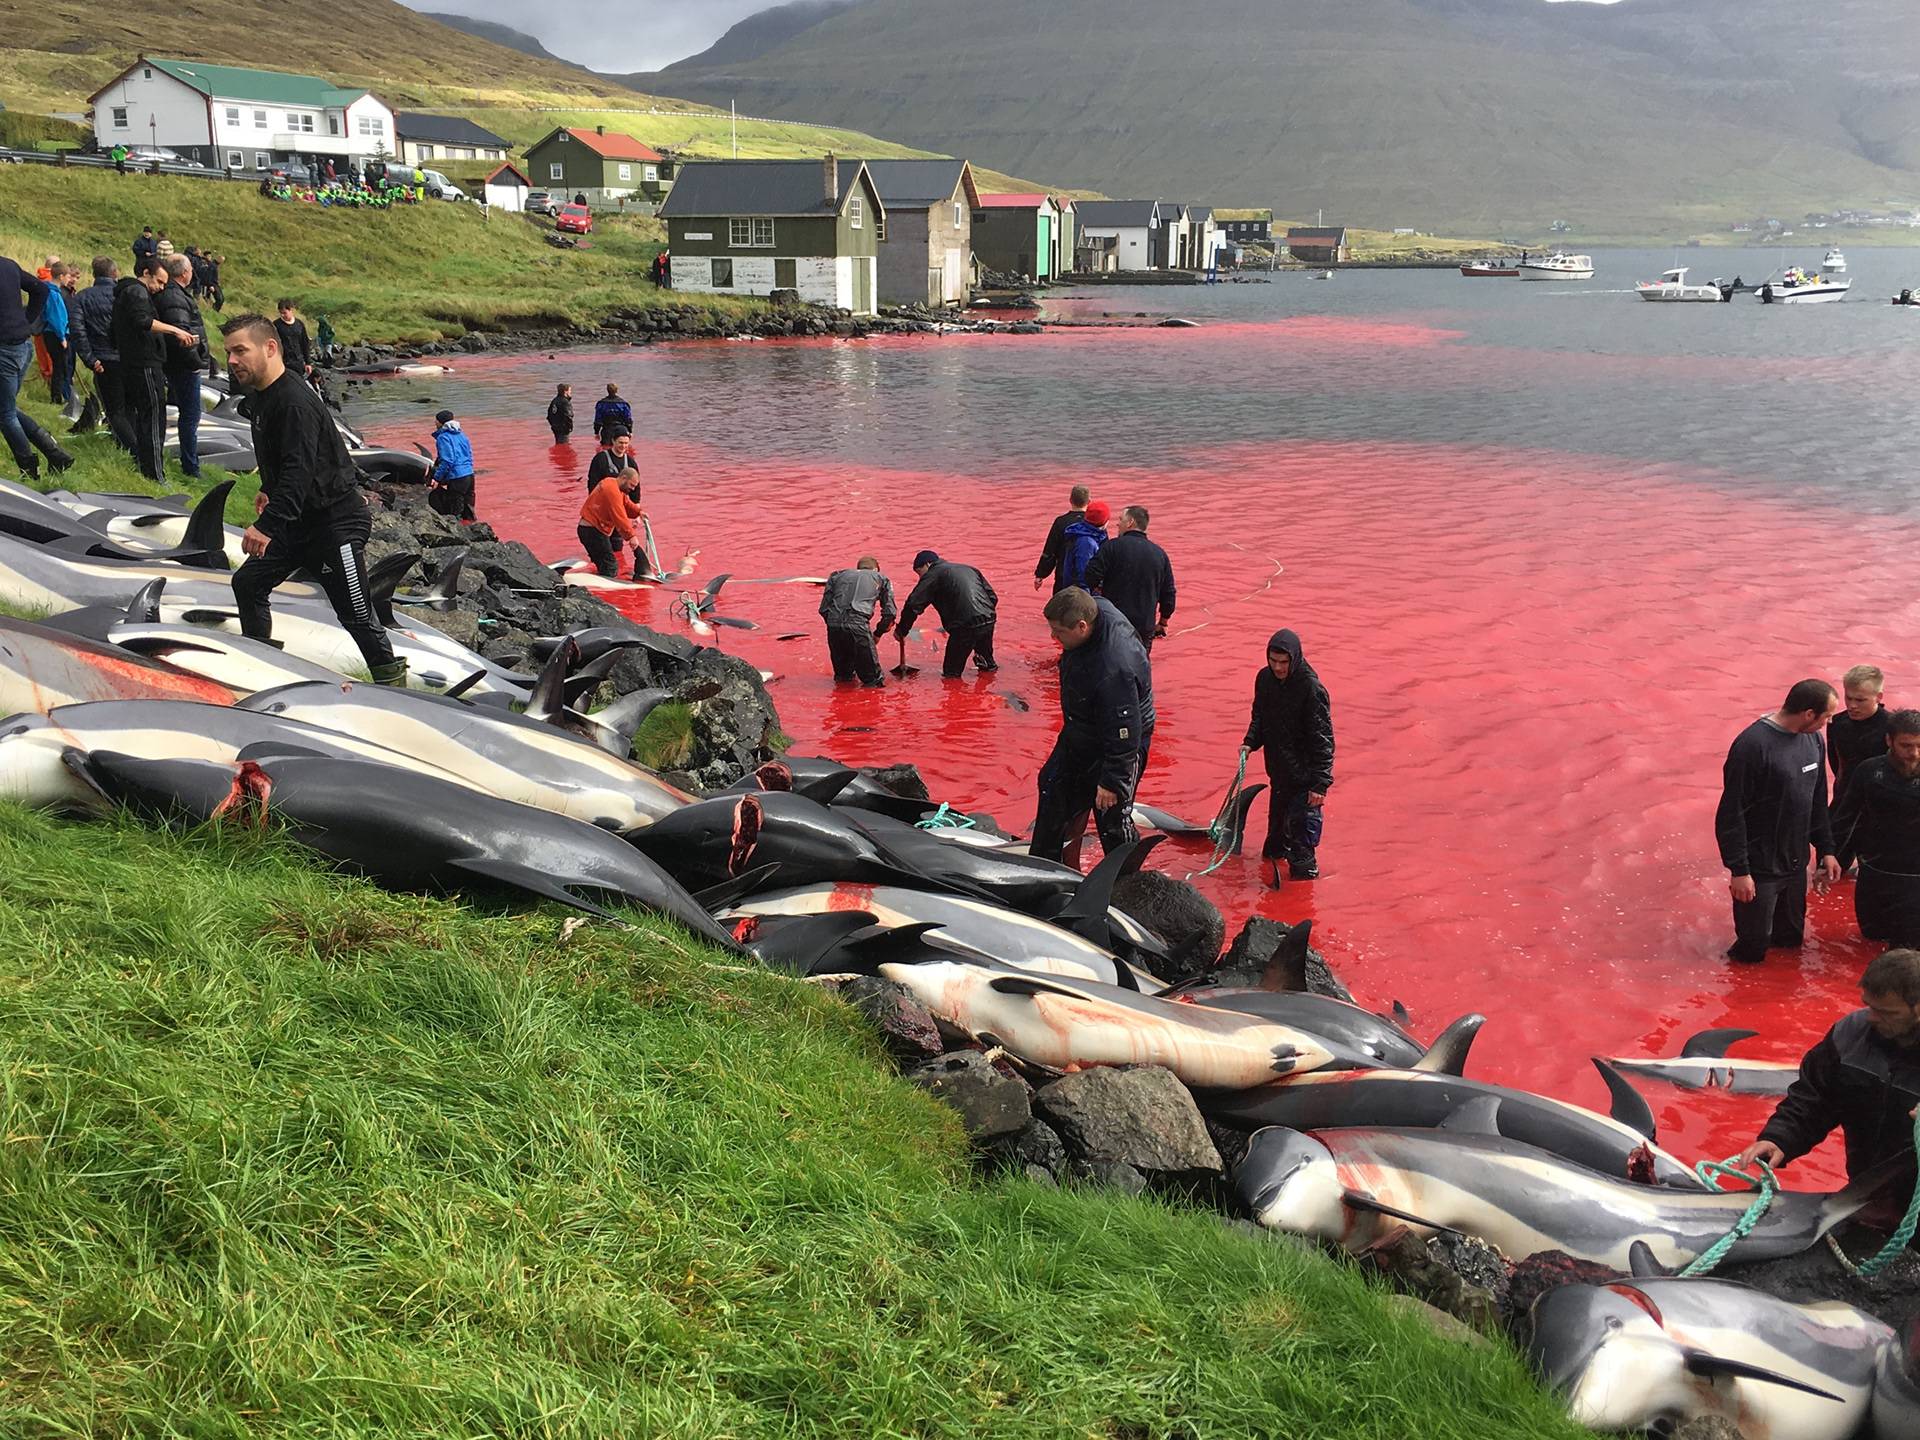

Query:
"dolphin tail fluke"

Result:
[[364, 551, 420, 628], [1679, 1026, 1761, 1059], [1681, 1351, 1842, 1403], [558, 649, 625, 710], [580, 687, 672, 756], [1591, 1057, 1657, 1139], [181, 480, 236, 570], [1411, 1013, 1485, 1076], [1052, 834, 1166, 950], [1258, 918, 1313, 993], [1225, 782, 1266, 855]]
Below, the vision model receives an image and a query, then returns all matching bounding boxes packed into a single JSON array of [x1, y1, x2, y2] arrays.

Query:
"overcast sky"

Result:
[[408, 0, 776, 72]]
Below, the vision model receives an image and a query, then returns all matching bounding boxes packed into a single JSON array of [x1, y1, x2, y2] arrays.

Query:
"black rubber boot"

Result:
[[22, 413, 74, 473], [369, 658, 409, 687]]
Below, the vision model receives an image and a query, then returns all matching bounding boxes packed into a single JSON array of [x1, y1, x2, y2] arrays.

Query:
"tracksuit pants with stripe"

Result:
[[232, 499, 396, 671]]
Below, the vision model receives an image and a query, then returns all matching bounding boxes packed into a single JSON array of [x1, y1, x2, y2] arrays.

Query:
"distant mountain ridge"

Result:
[[623, 0, 1920, 234], [662, 0, 858, 71], [419, 11, 583, 68]]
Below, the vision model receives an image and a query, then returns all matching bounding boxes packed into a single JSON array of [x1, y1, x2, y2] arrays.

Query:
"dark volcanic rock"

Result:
[[863, 763, 930, 801], [1069, 1157, 1148, 1195], [1671, 1420, 1746, 1440], [1721, 1225, 1920, 1332], [908, 1051, 1032, 1140], [1213, 917, 1353, 1001], [464, 540, 563, 594], [833, 976, 943, 1066], [1034, 1066, 1222, 1177], [1507, 1251, 1626, 1332], [983, 1117, 1068, 1184], [1366, 1230, 1503, 1332], [1113, 870, 1225, 976]]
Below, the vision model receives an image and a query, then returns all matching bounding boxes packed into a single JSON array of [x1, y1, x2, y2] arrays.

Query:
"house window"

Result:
[[729, 218, 774, 247], [227, 150, 243, 168], [775, 258, 796, 289], [254, 109, 267, 129], [711, 258, 734, 288], [848, 195, 863, 229], [286, 112, 314, 133], [876, 215, 886, 242], [255, 151, 271, 170], [328, 115, 340, 136], [356, 115, 383, 137], [618, 163, 632, 181], [549, 162, 564, 181], [954, 202, 963, 227], [142, 67, 152, 79], [643, 164, 657, 183], [419, 145, 434, 160], [224, 106, 240, 126], [111, 107, 129, 129]]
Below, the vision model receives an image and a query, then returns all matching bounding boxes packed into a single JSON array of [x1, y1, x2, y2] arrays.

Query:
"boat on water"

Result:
[[1460, 259, 1519, 278], [1517, 251, 1596, 281], [1823, 247, 1847, 274], [1314, 269, 1335, 280], [1635, 267, 1729, 303], [1756, 253, 1851, 304]]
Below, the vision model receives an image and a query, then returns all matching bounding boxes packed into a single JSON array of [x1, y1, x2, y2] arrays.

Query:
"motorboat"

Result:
[[1635, 267, 1729, 303], [1823, 247, 1847, 274], [1314, 269, 1335, 280], [1756, 258, 1851, 304], [1517, 250, 1596, 281], [1460, 259, 1519, 277]]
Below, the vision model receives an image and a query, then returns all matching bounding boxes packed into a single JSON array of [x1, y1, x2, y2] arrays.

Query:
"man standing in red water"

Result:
[[1241, 629, 1334, 888], [1715, 678, 1842, 965], [1830, 664, 1891, 804], [1832, 709, 1920, 948]]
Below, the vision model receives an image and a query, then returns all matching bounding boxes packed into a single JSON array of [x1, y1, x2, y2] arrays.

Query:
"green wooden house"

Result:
[[522, 125, 671, 207]]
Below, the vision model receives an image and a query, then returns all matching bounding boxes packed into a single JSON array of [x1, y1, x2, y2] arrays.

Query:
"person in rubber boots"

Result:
[[427, 409, 477, 522], [896, 549, 998, 678], [1242, 628, 1334, 886], [818, 556, 897, 687]]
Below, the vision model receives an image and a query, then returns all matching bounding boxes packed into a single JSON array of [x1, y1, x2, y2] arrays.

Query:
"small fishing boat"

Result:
[[1518, 251, 1596, 281], [1756, 253, 1851, 304], [1823, 247, 1847, 274], [1635, 267, 1729, 303], [1460, 259, 1519, 277], [1314, 269, 1335, 280]]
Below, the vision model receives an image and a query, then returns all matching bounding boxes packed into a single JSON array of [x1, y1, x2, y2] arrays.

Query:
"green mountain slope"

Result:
[[628, 0, 1920, 234]]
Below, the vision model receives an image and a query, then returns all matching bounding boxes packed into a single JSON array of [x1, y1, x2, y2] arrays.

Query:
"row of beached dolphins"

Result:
[[0, 458, 1912, 1440]]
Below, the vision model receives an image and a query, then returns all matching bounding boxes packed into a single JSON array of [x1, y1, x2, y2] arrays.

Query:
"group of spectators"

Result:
[[130, 228, 224, 309]]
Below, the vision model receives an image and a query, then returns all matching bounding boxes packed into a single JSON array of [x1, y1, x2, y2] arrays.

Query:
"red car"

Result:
[[556, 204, 593, 235]]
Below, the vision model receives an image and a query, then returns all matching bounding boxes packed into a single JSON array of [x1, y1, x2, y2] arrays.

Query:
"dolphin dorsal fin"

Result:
[[1679, 1027, 1760, 1059], [1051, 834, 1166, 950], [423, 548, 467, 608], [1438, 1095, 1502, 1135], [363, 550, 420, 628], [1627, 1241, 1667, 1279], [1591, 1058, 1658, 1139], [181, 480, 235, 570], [581, 687, 672, 756], [1413, 1013, 1485, 1076], [125, 578, 165, 623], [988, 974, 1087, 1001], [523, 637, 577, 726], [1259, 917, 1313, 992]]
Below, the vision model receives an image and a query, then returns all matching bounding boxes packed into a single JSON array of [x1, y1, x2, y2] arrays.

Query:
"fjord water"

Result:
[[352, 247, 1920, 1184]]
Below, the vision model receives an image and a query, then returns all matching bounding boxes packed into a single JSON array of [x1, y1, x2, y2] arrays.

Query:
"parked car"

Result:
[[129, 146, 203, 168], [555, 204, 593, 235], [526, 191, 559, 217], [270, 160, 314, 184]]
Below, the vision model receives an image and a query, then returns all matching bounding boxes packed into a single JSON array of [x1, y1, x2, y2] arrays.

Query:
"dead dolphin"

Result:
[[880, 959, 1339, 1090], [0, 478, 232, 568], [1877, 1320, 1920, 1440], [240, 680, 694, 832], [0, 615, 238, 712], [1601, 1027, 1801, 1095], [1233, 1109, 1907, 1269], [1206, 1064, 1704, 1188], [0, 529, 314, 614], [1186, 989, 1483, 1074], [630, 790, 954, 891], [65, 749, 742, 951], [106, 619, 351, 693], [1527, 1278, 1893, 1439]]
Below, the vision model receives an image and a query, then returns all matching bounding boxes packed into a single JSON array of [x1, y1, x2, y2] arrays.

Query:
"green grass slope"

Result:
[[0, 804, 1588, 1437], [636, 0, 1920, 236]]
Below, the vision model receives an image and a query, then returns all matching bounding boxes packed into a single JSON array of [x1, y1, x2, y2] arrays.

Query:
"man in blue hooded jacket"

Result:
[[427, 408, 477, 521], [1242, 628, 1334, 886]]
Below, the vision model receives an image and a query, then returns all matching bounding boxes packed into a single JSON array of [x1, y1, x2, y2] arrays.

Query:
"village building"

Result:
[[1181, 206, 1223, 269], [395, 113, 512, 166], [480, 162, 531, 213], [972, 193, 1061, 281], [1053, 198, 1078, 278], [1215, 209, 1274, 245], [1287, 225, 1351, 263], [1072, 200, 1160, 271], [87, 56, 394, 174], [862, 158, 979, 307], [659, 155, 884, 315], [1151, 202, 1188, 270], [523, 126, 672, 208]]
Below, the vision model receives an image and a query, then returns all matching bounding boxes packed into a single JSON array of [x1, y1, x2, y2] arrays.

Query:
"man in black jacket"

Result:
[[1737, 949, 1919, 1212], [1, 254, 75, 479], [818, 556, 897, 687], [274, 300, 313, 382], [1029, 588, 1154, 865], [1833, 710, 1920, 947], [1032, 484, 1090, 594], [1243, 629, 1334, 885], [111, 257, 192, 481], [69, 256, 138, 453], [158, 256, 214, 477], [1084, 505, 1176, 652], [1715, 678, 1842, 964], [223, 313, 405, 686], [1831, 664, 1892, 805], [896, 549, 998, 678]]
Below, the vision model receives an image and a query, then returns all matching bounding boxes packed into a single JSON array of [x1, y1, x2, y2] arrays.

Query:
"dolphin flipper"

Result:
[[1627, 1241, 1667, 1279], [1340, 1190, 1465, 1236], [1682, 1352, 1842, 1403], [1591, 1057, 1658, 1140], [396, 547, 466, 611], [581, 687, 672, 756], [1438, 1095, 1503, 1135], [445, 856, 619, 919], [1411, 1013, 1485, 1077], [1679, 1027, 1761, 1059], [746, 911, 880, 975]]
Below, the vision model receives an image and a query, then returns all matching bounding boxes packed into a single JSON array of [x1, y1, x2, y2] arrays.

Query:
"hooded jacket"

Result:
[[38, 284, 68, 342], [898, 560, 996, 634], [819, 567, 898, 633], [70, 276, 119, 366], [1058, 517, 1107, 592], [1759, 1009, 1919, 1186], [153, 281, 209, 375], [1242, 629, 1334, 794], [1085, 527, 1176, 644], [2, 258, 47, 348], [1033, 506, 1086, 589], [1056, 598, 1156, 795], [431, 421, 475, 481], [110, 276, 164, 370]]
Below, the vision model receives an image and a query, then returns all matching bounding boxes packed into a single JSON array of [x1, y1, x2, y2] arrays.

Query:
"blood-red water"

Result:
[[355, 302, 1920, 1190]]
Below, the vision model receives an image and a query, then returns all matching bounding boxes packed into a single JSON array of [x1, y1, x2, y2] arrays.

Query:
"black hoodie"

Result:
[[1242, 629, 1334, 793]]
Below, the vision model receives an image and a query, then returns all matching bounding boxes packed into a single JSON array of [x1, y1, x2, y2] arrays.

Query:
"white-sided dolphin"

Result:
[[1528, 1278, 1892, 1440], [1234, 1111, 1907, 1269], [0, 616, 238, 712], [1187, 989, 1482, 1074], [106, 620, 352, 693], [1876, 1320, 1920, 1440], [0, 530, 319, 613], [1602, 1027, 1801, 1095], [67, 748, 742, 952]]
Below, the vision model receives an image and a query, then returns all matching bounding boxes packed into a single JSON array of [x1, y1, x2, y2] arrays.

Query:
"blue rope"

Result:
[[1677, 1156, 1779, 1277], [915, 803, 977, 832], [1188, 750, 1250, 880]]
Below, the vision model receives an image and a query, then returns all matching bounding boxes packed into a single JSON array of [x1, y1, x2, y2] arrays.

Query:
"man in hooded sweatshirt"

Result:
[[1030, 587, 1154, 866], [1242, 629, 1334, 885], [427, 409, 477, 521]]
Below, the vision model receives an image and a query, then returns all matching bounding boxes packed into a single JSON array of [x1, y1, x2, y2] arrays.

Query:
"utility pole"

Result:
[[731, 100, 738, 158]]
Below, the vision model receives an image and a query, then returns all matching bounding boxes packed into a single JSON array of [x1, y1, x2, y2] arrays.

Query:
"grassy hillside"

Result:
[[0, 166, 756, 346], [0, 804, 1590, 1437], [633, 0, 1920, 236]]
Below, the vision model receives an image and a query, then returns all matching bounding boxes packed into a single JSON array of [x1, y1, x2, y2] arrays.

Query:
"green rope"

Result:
[[1188, 750, 1250, 880], [1824, 1106, 1920, 1279], [1677, 1156, 1780, 1277], [915, 803, 976, 832]]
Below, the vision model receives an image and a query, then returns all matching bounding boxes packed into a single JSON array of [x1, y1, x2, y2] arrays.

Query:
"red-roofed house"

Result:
[[971, 192, 1061, 281], [523, 125, 675, 208]]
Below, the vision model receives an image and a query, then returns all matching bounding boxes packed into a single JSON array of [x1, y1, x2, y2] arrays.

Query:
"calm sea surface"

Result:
[[345, 246, 1920, 1183]]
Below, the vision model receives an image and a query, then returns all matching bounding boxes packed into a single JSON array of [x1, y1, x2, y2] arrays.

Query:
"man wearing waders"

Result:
[[1242, 629, 1334, 888]]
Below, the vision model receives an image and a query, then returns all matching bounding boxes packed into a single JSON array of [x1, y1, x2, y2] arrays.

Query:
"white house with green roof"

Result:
[[88, 55, 396, 175]]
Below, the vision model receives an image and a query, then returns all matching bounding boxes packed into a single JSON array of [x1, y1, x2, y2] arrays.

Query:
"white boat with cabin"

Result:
[[1823, 247, 1847, 274], [1756, 252, 1852, 304], [1518, 251, 1596, 281], [1635, 267, 1728, 302]]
